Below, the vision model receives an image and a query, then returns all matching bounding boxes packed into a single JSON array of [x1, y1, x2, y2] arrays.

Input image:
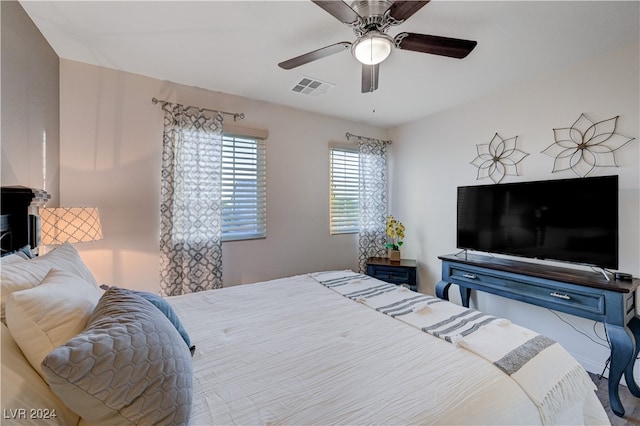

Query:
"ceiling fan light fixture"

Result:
[[352, 32, 393, 65]]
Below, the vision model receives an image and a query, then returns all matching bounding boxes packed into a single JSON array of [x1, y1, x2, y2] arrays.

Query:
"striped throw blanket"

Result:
[[311, 271, 597, 425]]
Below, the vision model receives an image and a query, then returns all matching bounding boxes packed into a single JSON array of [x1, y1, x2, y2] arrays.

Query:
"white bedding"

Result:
[[168, 271, 609, 425], [0, 243, 608, 425]]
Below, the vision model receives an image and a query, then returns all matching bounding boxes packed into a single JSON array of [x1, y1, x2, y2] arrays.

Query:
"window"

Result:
[[330, 146, 359, 234], [221, 134, 266, 241]]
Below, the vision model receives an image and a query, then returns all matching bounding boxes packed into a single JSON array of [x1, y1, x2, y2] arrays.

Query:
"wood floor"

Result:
[[590, 373, 640, 425]]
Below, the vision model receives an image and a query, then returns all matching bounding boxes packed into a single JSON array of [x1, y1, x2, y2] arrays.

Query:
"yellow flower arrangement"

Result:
[[385, 215, 405, 251]]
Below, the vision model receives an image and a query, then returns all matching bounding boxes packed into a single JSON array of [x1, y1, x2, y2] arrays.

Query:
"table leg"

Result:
[[604, 323, 637, 417], [624, 317, 640, 397], [459, 286, 471, 308], [435, 280, 452, 300]]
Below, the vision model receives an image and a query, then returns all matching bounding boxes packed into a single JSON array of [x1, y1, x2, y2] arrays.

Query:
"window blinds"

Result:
[[222, 135, 266, 241], [330, 147, 360, 234]]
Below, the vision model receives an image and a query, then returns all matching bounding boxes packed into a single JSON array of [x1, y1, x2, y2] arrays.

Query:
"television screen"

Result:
[[456, 175, 618, 269]]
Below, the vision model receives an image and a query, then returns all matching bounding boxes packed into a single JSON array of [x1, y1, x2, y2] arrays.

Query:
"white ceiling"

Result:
[[20, 1, 640, 128]]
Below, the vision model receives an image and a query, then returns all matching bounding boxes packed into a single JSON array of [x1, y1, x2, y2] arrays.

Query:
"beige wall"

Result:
[[59, 60, 389, 292], [389, 43, 640, 379], [1, 1, 60, 206]]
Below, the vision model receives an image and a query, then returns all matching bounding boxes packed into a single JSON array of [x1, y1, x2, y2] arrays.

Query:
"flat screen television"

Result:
[[456, 175, 618, 269]]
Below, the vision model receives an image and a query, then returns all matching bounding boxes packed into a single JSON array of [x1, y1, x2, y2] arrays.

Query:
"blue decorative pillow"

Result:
[[1, 244, 34, 259], [100, 285, 195, 355], [17, 245, 35, 258]]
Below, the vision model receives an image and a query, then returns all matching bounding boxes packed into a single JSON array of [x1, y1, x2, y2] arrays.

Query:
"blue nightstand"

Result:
[[366, 257, 417, 291]]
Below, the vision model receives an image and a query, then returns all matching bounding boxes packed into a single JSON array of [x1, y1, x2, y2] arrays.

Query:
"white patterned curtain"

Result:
[[352, 135, 389, 273], [159, 103, 224, 296]]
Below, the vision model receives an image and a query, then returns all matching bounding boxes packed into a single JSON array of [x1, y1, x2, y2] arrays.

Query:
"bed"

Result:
[[1, 239, 610, 425], [0, 187, 610, 425]]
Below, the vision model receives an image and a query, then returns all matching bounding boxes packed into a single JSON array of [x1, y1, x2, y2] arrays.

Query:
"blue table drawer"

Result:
[[371, 267, 410, 283], [449, 264, 606, 317]]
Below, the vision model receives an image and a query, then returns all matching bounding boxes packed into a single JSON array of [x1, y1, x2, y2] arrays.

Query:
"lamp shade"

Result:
[[352, 32, 393, 65], [40, 207, 103, 244]]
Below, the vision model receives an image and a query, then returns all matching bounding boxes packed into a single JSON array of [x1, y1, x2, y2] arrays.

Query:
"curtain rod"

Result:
[[151, 97, 245, 121], [346, 132, 392, 144]]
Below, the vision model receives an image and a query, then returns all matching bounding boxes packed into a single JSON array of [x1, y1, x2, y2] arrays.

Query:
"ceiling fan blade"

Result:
[[387, 1, 430, 22], [278, 42, 351, 70], [395, 32, 477, 59], [312, 1, 361, 24], [361, 64, 379, 93]]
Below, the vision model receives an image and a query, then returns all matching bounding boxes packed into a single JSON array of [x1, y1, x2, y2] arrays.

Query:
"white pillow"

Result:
[[1, 243, 98, 325], [5, 268, 103, 379], [1, 323, 80, 426]]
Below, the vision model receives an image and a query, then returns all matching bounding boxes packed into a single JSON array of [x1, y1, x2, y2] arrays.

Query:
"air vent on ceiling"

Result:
[[291, 77, 334, 96]]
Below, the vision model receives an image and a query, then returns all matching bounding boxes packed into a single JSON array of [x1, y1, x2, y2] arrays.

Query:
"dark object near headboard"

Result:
[[1, 186, 50, 254]]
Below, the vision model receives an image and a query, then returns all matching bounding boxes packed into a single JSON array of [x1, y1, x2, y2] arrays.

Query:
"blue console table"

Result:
[[435, 253, 640, 417]]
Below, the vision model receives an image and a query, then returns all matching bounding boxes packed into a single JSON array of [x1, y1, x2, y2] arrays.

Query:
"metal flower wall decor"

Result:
[[542, 113, 636, 177], [470, 133, 529, 184]]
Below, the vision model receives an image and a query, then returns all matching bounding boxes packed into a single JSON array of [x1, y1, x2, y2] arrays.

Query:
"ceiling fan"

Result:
[[278, 0, 477, 93]]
